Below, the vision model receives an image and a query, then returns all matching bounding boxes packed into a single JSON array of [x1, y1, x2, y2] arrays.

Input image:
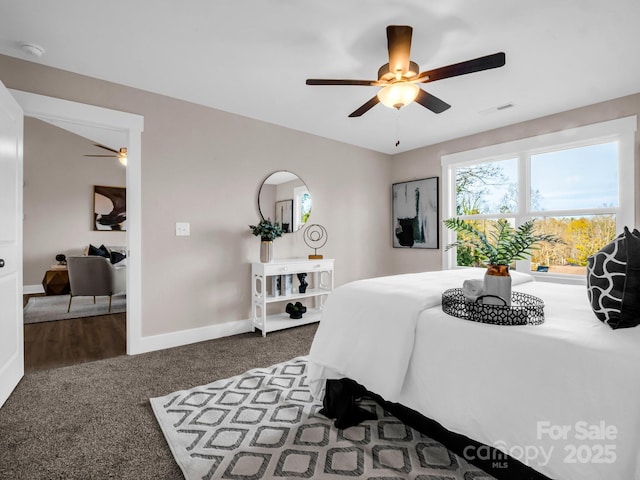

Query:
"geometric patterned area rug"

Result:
[[23, 293, 126, 324], [150, 357, 495, 480]]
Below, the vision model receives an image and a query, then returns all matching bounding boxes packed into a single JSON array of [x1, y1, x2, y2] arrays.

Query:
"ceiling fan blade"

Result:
[[84, 154, 117, 157], [386, 25, 412, 76], [92, 143, 121, 154], [306, 79, 380, 86], [348, 96, 380, 117], [414, 89, 451, 114], [415, 52, 506, 83]]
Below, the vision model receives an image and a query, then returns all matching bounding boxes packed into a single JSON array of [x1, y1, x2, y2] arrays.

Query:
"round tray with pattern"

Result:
[[442, 288, 545, 326]]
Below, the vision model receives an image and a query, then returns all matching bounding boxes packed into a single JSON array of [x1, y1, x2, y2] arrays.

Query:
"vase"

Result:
[[260, 241, 273, 263], [483, 264, 512, 306]]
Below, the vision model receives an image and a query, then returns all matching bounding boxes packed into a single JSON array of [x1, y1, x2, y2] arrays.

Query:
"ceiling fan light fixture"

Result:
[[377, 82, 420, 110], [119, 147, 127, 166], [305, 25, 505, 118]]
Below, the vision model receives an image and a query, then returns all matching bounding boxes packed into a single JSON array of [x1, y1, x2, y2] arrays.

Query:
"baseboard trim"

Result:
[[133, 318, 254, 355], [24, 284, 44, 294]]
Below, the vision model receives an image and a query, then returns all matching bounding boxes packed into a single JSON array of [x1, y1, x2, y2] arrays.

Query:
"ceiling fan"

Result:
[[306, 25, 506, 117], [84, 144, 128, 166]]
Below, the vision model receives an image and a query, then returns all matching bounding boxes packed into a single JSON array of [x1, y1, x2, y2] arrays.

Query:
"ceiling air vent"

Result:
[[479, 102, 515, 115]]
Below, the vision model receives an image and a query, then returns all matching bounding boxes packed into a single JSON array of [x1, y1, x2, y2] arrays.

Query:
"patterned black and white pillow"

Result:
[[586, 227, 640, 329]]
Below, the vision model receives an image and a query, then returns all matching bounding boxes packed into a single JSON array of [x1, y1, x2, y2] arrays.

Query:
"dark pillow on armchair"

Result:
[[586, 227, 640, 329], [88, 244, 110, 258], [110, 251, 126, 264]]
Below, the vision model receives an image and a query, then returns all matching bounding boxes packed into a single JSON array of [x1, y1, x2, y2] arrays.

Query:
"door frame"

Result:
[[11, 89, 144, 355]]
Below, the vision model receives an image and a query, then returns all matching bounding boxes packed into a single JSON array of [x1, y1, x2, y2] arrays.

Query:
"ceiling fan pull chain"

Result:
[[394, 110, 401, 147]]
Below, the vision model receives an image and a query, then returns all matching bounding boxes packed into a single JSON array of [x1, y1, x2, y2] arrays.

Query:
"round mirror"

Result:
[[258, 171, 311, 233]]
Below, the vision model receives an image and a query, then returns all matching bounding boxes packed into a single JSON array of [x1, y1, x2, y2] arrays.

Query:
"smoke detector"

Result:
[[19, 42, 45, 57]]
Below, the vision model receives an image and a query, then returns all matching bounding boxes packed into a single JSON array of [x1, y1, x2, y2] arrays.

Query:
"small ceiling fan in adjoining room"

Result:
[[84, 144, 128, 166], [306, 25, 506, 117]]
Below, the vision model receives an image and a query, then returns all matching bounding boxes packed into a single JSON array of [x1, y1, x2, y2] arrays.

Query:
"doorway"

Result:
[[21, 119, 127, 369], [10, 89, 144, 359]]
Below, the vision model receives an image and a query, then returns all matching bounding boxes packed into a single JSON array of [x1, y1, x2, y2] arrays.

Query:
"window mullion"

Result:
[[442, 164, 456, 269], [520, 153, 530, 225], [515, 153, 531, 273]]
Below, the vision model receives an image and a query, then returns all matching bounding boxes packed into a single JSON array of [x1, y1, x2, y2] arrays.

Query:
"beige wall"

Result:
[[0, 54, 392, 337], [4, 53, 638, 341], [23, 118, 126, 285], [390, 93, 640, 275]]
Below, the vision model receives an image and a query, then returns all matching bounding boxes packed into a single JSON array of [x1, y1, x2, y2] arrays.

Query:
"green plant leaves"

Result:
[[249, 219, 284, 241], [443, 218, 565, 266]]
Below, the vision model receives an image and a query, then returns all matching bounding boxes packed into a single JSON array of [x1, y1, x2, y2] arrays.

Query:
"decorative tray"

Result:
[[442, 288, 545, 326]]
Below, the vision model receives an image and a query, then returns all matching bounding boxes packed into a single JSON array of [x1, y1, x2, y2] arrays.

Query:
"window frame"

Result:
[[441, 116, 636, 284]]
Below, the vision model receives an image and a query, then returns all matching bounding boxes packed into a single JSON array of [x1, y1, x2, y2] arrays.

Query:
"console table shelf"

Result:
[[263, 287, 331, 304], [251, 258, 334, 336]]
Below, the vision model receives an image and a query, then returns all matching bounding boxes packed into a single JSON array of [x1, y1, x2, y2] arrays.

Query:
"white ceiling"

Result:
[[1, 1, 639, 155]]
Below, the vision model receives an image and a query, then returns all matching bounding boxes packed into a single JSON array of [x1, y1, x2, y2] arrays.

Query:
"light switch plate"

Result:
[[175, 222, 190, 236]]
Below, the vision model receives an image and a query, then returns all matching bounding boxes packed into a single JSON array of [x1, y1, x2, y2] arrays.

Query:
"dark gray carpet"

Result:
[[1, 323, 496, 480], [0, 324, 318, 480]]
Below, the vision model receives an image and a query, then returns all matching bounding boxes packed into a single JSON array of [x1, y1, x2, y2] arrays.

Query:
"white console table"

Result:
[[251, 258, 334, 337]]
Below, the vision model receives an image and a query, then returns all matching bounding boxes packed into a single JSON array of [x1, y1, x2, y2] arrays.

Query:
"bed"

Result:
[[307, 268, 640, 480]]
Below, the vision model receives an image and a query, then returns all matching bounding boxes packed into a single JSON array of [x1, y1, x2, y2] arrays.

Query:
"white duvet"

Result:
[[308, 268, 533, 400], [307, 270, 640, 480]]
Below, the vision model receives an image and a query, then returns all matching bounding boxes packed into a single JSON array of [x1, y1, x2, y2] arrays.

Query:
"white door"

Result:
[[0, 81, 24, 409]]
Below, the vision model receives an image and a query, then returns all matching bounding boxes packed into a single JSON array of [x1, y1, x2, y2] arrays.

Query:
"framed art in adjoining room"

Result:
[[275, 199, 293, 233], [392, 177, 439, 249], [94, 185, 126, 231]]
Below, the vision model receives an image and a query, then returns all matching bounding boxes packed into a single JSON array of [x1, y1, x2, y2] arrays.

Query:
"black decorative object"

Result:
[[304, 224, 328, 259], [55, 254, 66, 265], [286, 302, 307, 319], [442, 288, 545, 326], [297, 273, 308, 293]]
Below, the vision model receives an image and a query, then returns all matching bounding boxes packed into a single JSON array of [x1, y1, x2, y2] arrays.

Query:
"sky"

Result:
[[531, 142, 618, 211], [460, 141, 619, 213]]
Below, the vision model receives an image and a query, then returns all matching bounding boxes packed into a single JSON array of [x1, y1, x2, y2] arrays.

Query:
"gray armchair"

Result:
[[66, 256, 118, 313]]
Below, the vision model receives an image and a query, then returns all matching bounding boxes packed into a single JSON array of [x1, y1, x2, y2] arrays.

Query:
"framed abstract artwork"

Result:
[[275, 199, 293, 233], [392, 177, 439, 249], [94, 185, 126, 231]]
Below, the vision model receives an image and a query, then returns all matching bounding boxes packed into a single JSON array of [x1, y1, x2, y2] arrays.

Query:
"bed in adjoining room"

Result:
[[307, 267, 640, 480]]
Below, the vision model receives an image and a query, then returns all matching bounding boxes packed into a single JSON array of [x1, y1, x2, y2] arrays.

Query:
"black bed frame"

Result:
[[320, 376, 553, 479], [369, 390, 553, 480]]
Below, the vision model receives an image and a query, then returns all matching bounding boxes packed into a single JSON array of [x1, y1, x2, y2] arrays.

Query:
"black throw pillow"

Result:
[[586, 227, 640, 329], [88, 244, 110, 258], [110, 251, 126, 264]]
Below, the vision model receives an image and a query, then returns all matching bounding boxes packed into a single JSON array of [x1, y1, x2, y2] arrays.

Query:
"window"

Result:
[[441, 117, 636, 283], [293, 185, 311, 232]]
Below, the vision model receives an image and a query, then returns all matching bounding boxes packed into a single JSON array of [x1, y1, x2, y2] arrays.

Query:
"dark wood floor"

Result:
[[23, 294, 126, 372]]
